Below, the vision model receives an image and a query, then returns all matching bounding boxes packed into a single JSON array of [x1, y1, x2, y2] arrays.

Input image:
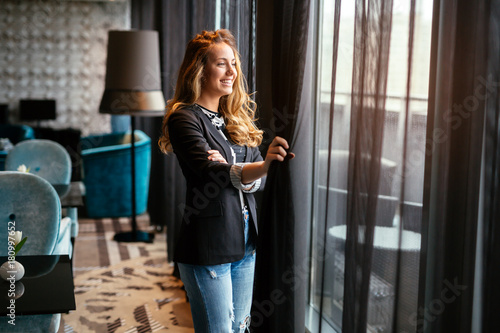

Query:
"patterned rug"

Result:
[[59, 215, 194, 333]]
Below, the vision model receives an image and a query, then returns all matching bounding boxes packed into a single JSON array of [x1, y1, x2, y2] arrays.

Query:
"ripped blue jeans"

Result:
[[178, 215, 255, 333]]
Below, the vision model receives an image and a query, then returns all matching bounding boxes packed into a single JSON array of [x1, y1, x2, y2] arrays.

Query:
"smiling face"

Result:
[[199, 42, 238, 108]]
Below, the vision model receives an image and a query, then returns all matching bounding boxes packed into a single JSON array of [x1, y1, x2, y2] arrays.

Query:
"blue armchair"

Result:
[[0, 124, 35, 170], [80, 130, 151, 218], [5, 139, 72, 184], [0, 172, 71, 256], [0, 171, 71, 333]]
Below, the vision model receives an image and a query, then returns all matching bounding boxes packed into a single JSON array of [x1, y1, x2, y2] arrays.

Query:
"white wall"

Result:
[[0, 0, 130, 136]]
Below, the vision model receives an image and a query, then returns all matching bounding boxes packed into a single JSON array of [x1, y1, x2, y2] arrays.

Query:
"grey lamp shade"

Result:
[[99, 30, 166, 116]]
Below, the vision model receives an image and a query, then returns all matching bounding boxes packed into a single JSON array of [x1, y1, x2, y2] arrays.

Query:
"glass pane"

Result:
[[308, 0, 434, 331], [309, 0, 355, 330]]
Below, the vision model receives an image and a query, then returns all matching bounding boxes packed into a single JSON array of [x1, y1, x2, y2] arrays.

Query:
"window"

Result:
[[306, 0, 433, 331]]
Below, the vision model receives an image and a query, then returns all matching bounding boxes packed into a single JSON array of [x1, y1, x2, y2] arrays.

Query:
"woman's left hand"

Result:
[[207, 150, 228, 164]]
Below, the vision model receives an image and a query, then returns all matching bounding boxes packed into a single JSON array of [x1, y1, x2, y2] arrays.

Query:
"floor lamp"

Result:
[[99, 30, 165, 243]]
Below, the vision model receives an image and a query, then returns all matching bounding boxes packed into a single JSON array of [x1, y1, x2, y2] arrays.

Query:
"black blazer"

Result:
[[168, 104, 264, 265]]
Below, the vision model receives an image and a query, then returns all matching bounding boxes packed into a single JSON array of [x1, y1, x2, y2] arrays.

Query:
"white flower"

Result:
[[17, 164, 28, 172], [11, 231, 27, 257], [13, 231, 22, 246]]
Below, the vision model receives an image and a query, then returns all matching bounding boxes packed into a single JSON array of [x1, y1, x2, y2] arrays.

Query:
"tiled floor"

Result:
[[72, 214, 159, 276], [58, 214, 194, 333]]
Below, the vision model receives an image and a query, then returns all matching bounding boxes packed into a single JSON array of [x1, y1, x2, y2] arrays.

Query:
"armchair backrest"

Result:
[[79, 130, 151, 218], [0, 172, 61, 256], [0, 124, 35, 144], [80, 130, 150, 155], [5, 139, 71, 185]]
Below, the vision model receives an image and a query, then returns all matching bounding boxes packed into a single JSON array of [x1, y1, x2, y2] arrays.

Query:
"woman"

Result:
[[159, 29, 293, 332]]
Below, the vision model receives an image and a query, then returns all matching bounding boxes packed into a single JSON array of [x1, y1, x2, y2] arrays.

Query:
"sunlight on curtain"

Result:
[[307, 0, 433, 331]]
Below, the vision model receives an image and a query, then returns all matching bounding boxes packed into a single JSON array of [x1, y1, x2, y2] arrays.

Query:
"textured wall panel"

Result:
[[0, 0, 130, 135]]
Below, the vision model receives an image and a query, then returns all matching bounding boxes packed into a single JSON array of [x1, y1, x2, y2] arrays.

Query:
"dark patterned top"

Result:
[[196, 104, 247, 163]]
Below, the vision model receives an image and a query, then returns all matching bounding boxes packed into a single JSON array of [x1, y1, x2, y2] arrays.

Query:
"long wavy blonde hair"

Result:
[[158, 29, 263, 154]]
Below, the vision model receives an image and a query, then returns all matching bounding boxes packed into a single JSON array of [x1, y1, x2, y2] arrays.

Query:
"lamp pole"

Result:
[[113, 116, 154, 242]]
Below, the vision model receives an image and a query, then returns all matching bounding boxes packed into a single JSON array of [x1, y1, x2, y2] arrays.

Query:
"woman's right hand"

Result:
[[207, 150, 228, 164], [264, 136, 295, 170], [239, 136, 295, 184]]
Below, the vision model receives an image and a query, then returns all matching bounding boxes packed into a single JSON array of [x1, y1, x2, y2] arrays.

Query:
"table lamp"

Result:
[[99, 30, 165, 243]]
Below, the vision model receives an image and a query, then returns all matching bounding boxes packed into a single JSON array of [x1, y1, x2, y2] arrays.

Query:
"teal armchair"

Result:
[[0, 171, 71, 333], [0, 172, 71, 256], [5, 139, 72, 184], [80, 130, 151, 218]]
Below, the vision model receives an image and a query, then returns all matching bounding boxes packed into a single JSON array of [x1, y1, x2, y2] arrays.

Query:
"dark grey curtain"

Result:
[[251, 0, 311, 332], [482, 2, 500, 331], [131, 0, 256, 262], [419, 0, 495, 332], [219, 0, 257, 92]]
